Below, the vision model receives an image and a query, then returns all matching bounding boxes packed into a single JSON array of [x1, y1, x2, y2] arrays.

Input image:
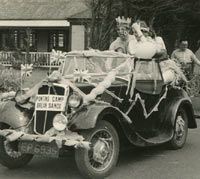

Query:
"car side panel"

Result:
[[68, 103, 132, 131], [68, 103, 172, 147], [160, 97, 196, 129]]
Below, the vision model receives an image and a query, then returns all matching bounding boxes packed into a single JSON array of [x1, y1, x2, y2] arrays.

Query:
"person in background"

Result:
[[171, 39, 200, 79], [109, 16, 136, 54], [195, 40, 200, 61], [193, 40, 200, 75]]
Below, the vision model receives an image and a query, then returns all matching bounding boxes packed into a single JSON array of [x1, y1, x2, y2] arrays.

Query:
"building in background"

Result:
[[0, 0, 91, 66]]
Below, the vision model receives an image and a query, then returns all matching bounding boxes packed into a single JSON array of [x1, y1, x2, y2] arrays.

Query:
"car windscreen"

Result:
[[61, 55, 132, 80]]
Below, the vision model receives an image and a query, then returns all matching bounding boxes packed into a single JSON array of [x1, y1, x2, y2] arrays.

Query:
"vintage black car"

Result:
[[0, 50, 197, 179]]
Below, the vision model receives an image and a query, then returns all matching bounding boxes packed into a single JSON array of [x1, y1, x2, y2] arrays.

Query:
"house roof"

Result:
[[0, 0, 92, 20]]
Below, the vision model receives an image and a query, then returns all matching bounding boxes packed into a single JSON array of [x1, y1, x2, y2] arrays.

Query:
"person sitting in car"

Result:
[[109, 16, 136, 54], [127, 20, 186, 85], [128, 20, 167, 59]]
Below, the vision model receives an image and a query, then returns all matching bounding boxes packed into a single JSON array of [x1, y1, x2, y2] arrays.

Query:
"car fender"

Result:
[[69, 103, 132, 130], [162, 97, 196, 129], [0, 100, 29, 128]]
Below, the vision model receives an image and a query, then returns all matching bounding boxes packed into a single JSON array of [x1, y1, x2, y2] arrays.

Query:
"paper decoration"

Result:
[[21, 64, 33, 77], [73, 69, 91, 82], [0, 91, 16, 101], [48, 70, 62, 82], [84, 71, 116, 102], [126, 86, 168, 119], [0, 128, 90, 149], [50, 49, 66, 64]]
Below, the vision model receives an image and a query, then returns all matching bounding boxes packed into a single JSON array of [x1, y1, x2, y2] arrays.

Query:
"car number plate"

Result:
[[19, 141, 59, 158]]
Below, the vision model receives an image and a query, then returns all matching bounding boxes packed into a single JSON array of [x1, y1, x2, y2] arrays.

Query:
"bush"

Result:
[[0, 67, 21, 92], [11, 49, 25, 69]]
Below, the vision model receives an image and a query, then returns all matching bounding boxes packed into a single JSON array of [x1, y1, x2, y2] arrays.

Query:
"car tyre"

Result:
[[168, 107, 188, 149], [0, 123, 33, 169], [75, 120, 119, 179]]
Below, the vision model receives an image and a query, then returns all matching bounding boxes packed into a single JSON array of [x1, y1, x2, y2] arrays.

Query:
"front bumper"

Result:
[[0, 128, 90, 149]]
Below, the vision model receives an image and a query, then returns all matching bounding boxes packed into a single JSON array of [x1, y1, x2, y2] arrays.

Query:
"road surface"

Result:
[[0, 120, 200, 179]]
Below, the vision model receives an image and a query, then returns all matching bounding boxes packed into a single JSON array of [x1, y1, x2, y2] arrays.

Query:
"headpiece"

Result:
[[116, 16, 131, 28]]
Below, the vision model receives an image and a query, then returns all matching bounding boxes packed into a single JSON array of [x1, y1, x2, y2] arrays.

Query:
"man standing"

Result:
[[171, 39, 200, 79]]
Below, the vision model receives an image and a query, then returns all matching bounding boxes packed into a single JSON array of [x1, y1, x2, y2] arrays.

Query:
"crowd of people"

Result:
[[109, 16, 200, 80]]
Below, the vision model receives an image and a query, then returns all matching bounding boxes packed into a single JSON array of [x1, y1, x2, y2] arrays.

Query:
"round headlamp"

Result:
[[53, 114, 68, 131], [68, 93, 82, 108]]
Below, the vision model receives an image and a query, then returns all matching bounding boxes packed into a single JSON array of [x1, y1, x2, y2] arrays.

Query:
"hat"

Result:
[[116, 16, 131, 28]]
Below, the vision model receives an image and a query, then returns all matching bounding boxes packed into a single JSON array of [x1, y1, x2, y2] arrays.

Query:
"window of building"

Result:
[[0, 30, 17, 50], [28, 31, 37, 51], [49, 30, 68, 51], [0, 29, 37, 51]]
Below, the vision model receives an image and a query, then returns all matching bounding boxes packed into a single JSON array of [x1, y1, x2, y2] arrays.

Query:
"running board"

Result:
[[130, 131, 173, 147]]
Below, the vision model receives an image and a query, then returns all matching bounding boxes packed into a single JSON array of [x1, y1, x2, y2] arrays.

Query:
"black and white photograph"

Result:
[[0, 0, 200, 178]]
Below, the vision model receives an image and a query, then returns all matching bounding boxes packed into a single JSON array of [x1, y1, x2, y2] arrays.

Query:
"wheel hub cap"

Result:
[[93, 138, 109, 164], [176, 116, 185, 137]]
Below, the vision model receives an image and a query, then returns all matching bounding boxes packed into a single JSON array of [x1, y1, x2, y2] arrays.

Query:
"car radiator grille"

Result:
[[34, 84, 66, 134]]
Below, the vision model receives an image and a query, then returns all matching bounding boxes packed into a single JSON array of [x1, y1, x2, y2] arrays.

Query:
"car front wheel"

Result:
[[0, 123, 33, 169], [169, 107, 188, 149], [75, 120, 119, 179]]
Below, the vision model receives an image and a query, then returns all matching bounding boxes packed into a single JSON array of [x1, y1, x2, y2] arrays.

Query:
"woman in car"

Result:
[[128, 20, 167, 58]]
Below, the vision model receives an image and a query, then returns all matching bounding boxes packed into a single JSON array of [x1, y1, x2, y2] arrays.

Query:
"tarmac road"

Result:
[[0, 120, 200, 179]]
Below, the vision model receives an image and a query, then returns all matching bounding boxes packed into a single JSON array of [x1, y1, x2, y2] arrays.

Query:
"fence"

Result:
[[0, 51, 60, 68]]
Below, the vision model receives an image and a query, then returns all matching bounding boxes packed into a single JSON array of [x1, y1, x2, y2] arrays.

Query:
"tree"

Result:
[[86, 0, 200, 53]]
